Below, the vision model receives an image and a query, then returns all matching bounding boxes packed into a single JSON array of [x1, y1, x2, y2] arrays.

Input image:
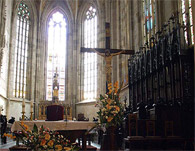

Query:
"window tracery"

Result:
[[83, 6, 97, 100], [46, 11, 67, 101], [13, 2, 30, 98]]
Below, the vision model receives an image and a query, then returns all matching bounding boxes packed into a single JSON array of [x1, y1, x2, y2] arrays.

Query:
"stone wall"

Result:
[[0, 0, 13, 118], [0, 0, 193, 121], [76, 101, 99, 121], [8, 99, 31, 121]]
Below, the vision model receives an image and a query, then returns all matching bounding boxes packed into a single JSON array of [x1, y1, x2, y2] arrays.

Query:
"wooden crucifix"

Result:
[[81, 23, 135, 83]]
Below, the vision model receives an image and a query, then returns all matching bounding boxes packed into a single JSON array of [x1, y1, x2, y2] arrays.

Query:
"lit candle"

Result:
[[22, 99, 25, 112]]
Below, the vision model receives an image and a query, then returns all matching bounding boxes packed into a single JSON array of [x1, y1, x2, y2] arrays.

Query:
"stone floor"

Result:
[[0, 137, 16, 150]]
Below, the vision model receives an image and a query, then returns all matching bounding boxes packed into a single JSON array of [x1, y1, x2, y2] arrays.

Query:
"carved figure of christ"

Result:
[[81, 23, 134, 84]]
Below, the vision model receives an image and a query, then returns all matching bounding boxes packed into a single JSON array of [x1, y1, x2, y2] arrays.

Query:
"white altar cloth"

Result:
[[11, 120, 96, 132]]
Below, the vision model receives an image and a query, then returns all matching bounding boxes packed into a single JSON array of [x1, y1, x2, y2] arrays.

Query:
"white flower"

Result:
[[102, 108, 106, 112], [106, 116, 108, 119], [44, 145, 47, 149], [105, 94, 108, 98]]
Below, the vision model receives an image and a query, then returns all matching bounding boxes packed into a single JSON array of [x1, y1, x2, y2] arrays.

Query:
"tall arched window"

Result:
[[143, 0, 156, 43], [13, 2, 30, 98], [181, 0, 194, 45], [46, 11, 67, 101], [83, 6, 97, 100]]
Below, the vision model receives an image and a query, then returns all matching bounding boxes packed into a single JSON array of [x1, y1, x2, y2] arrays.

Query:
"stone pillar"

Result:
[[6, 98, 10, 119], [0, 0, 6, 72]]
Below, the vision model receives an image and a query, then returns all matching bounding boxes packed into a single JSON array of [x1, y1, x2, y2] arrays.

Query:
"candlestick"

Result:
[[31, 106, 33, 112], [22, 99, 25, 113], [30, 100, 33, 112], [30, 100, 33, 106], [30, 112, 33, 121], [21, 112, 25, 121], [22, 99, 25, 106]]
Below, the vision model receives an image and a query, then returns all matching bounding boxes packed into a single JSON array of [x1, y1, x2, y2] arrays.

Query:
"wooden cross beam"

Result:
[[81, 22, 135, 83], [81, 47, 134, 55]]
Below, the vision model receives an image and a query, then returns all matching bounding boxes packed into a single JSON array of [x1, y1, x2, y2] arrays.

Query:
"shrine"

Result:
[[38, 69, 72, 121]]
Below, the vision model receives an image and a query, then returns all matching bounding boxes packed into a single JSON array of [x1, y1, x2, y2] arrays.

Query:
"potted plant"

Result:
[[95, 81, 124, 150]]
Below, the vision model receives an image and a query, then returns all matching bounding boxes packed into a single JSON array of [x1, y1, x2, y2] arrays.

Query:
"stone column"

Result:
[[0, 0, 6, 72]]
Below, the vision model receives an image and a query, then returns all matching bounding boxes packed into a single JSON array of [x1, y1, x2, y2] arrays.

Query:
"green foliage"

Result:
[[14, 122, 79, 151], [95, 82, 124, 128], [32, 124, 38, 133]]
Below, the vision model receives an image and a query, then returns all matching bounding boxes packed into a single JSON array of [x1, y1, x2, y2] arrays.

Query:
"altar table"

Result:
[[11, 121, 96, 150]]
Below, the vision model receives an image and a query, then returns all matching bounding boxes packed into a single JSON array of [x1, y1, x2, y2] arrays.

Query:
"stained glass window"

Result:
[[13, 2, 30, 98], [46, 12, 67, 101], [143, 0, 156, 43], [181, 0, 194, 45], [83, 6, 97, 100]]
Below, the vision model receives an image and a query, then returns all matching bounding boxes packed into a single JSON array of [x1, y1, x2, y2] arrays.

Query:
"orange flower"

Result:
[[106, 104, 111, 110], [107, 116, 113, 122], [40, 139, 46, 146], [45, 133, 51, 140], [21, 121, 24, 126], [108, 83, 112, 94], [114, 81, 119, 93], [55, 145, 62, 151], [115, 106, 120, 112], [108, 83, 112, 87], [23, 124, 29, 131], [3, 133, 7, 137], [47, 140, 54, 148], [5, 134, 14, 138], [107, 98, 112, 104], [64, 147, 72, 151], [27, 130, 32, 133]]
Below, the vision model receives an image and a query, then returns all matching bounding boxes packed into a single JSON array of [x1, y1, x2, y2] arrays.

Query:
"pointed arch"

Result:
[[9, 0, 38, 99], [78, 2, 99, 101], [38, 1, 74, 102], [46, 10, 67, 101], [77, 0, 100, 23]]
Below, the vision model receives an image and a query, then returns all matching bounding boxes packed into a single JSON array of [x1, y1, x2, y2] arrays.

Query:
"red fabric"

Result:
[[46, 105, 64, 121]]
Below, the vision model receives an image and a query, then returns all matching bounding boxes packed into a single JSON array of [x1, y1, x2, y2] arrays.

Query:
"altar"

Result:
[[11, 121, 96, 150]]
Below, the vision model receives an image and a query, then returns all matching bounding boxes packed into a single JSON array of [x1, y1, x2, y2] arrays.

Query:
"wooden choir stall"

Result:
[[124, 14, 194, 150]]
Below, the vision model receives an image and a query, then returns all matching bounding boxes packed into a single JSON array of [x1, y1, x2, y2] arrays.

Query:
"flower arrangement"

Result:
[[4, 122, 79, 151], [96, 81, 124, 128]]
